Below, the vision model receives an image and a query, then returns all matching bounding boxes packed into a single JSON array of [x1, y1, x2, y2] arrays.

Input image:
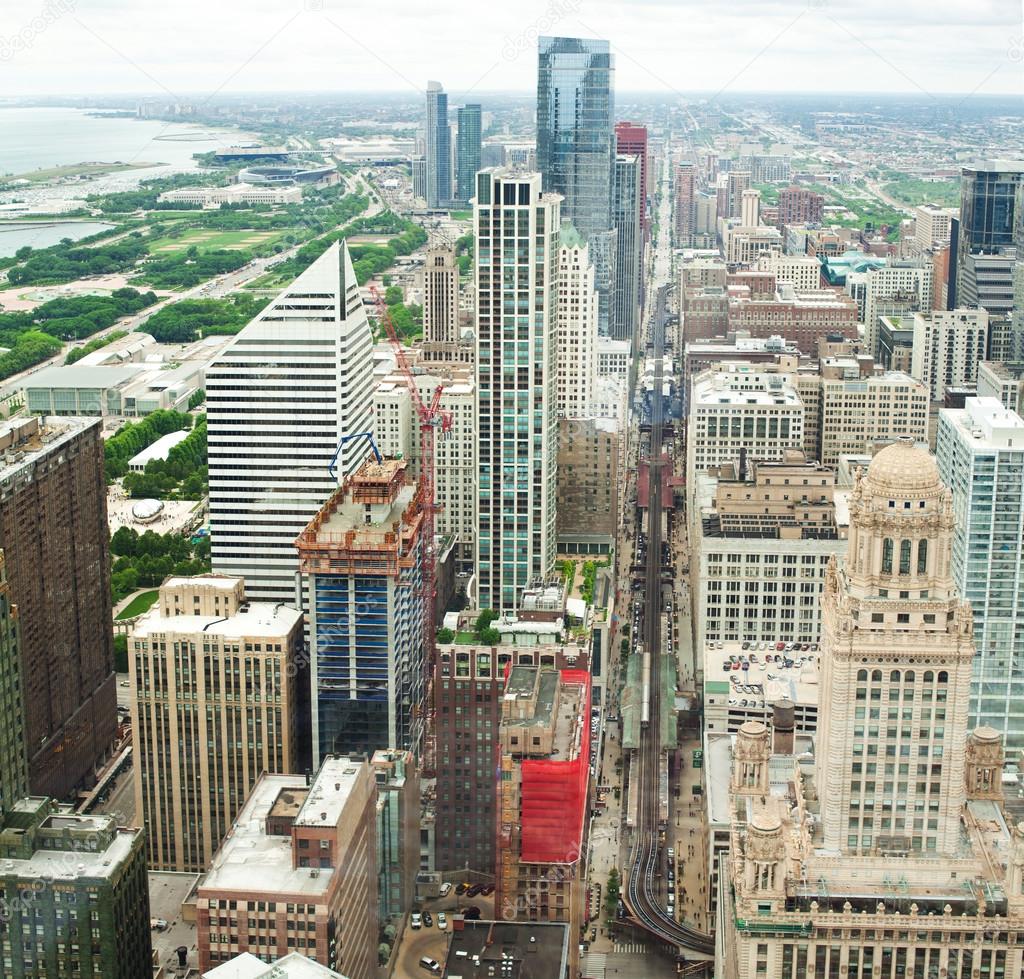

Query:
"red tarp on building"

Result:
[[519, 669, 592, 864]]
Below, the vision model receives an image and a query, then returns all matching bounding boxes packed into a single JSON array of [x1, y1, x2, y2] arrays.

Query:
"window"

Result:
[[882, 538, 893, 573], [899, 539, 912, 575], [917, 539, 927, 575]]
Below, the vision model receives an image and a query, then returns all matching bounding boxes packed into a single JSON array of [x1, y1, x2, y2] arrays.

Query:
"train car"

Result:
[[641, 647, 652, 728]]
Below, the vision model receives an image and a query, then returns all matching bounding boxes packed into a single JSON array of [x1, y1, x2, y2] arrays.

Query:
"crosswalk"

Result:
[[612, 941, 649, 954]]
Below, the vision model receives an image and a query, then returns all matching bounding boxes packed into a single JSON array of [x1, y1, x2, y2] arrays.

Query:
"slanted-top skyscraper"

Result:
[[425, 81, 452, 209], [474, 170, 561, 612], [208, 242, 374, 604], [537, 36, 616, 334]]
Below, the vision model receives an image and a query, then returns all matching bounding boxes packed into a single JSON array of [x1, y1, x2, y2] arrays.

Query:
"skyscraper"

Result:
[[537, 36, 616, 332], [614, 121, 649, 234], [425, 81, 451, 209], [296, 458, 425, 761], [474, 170, 560, 612], [131, 575, 303, 872], [555, 224, 599, 418], [674, 161, 695, 245], [612, 153, 642, 346], [455, 103, 482, 206], [208, 242, 374, 605], [0, 552, 26, 815], [421, 244, 459, 352], [0, 415, 116, 798], [937, 397, 1024, 750]]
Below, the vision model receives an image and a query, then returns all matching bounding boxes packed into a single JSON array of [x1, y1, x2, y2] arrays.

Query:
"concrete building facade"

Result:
[[910, 308, 988, 401]]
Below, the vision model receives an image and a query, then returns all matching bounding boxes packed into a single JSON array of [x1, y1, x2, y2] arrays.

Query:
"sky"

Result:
[[0, 0, 1021, 98]]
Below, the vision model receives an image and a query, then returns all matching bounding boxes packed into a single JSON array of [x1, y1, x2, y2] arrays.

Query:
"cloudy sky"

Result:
[[2, 0, 1022, 97]]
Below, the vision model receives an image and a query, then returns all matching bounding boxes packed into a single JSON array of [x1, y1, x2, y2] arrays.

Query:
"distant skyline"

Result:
[[0, 0, 1020, 98]]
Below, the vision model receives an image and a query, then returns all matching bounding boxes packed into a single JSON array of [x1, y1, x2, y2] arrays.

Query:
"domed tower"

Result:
[[741, 807, 787, 905], [816, 438, 975, 857], [732, 720, 772, 797], [965, 726, 1004, 800]]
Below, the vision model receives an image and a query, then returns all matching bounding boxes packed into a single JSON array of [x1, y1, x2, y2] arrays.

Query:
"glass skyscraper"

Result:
[[612, 153, 642, 347], [425, 80, 451, 209], [456, 104, 482, 206], [537, 36, 616, 334]]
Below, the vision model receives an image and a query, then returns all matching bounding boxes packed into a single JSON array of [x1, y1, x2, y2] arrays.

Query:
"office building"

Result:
[[675, 161, 695, 245], [537, 36, 616, 333], [432, 643, 583, 875], [0, 799, 152, 979], [374, 371, 476, 571], [197, 756, 378, 978], [775, 185, 823, 228], [857, 260, 935, 358], [911, 308, 988, 401], [597, 336, 630, 379], [536, 36, 613, 242], [977, 360, 1024, 414], [612, 153, 643, 345], [877, 314, 915, 373], [937, 398, 1024, 750], [723, 225, 783, 264], [475, 170, 560, 612], [421, 244, 461, 361], [425, 81, 451, 208], [914, 202, 957, 251], [716, 439, 1024, 979], [555, 225, 598, 418], [740, 188, 760, 228], [130, 575, 303, 872], [0, 553, 26, 814], [370, 749, 419, 926], [727, 170, 751, 219], [727, 286, 858, 354], [455, 103, 482, 206], [614, 121, 649, 234], [757, 252, 821, 291], [556, 415, 621, 549], [686, 366, 804, 480], [0, 415, 116, 799], [957, 160, 1024, 258], [496, 666, 590, 977], [694, 451, 847, 647], [208, 241, 374, 605], [958, 251, 1017, 353], [816, 367, 930, 467], [411, 154, 426, 200], [296, 458, 425, 762]]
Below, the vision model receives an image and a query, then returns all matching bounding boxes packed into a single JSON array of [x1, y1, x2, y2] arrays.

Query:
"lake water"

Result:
[[0, 221, 116, 259], [0, 107, 238, 175]]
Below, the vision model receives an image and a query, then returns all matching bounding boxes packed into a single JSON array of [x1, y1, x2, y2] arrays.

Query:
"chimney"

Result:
[[772, 698, 795, 755]]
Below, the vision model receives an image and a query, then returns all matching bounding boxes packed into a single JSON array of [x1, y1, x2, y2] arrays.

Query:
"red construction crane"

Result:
[[369, 284, 452, 767]]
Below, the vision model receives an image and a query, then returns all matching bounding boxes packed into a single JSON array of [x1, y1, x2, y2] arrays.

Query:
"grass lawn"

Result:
[[449, 210, 472, 221], [147, 228, 283, 253], [115, 589, 159, 620]]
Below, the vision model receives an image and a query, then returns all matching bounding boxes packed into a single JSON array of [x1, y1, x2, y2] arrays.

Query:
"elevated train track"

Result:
[[622, 284, 714, 964]]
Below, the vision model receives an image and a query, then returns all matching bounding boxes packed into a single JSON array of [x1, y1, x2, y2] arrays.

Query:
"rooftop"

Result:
[[131, 601, 303, 641], [294, 756, 365, 829], [204, 952, 348, 979], [443, 921, 570, 979], [0, 415, 100, 484], [941, 396, 1024, 449], [127, 428, 190, 468], [703, 640, 821, 712]]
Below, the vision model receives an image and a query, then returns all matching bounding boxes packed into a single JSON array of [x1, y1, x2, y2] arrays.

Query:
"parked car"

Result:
[[437, 912, 447, 929], [466, 884, 484, 897], [439, 882, 452, 897], [410, 913, 422, 930], [150, 918, 168, 932], [422, 911, 433, 928], [456, 882, 471, 895], [480, 884, 495, 895], [419, 957, 440, 973]]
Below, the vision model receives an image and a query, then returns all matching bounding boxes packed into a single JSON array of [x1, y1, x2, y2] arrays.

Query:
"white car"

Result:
[[439, 882, 452, 897], [437, 912, 447, 929], [410, 913, 422, 930]]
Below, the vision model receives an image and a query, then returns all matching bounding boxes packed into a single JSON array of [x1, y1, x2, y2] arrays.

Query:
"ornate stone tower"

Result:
[[816, 437, 976, 857], [732, 720, 771, 797], [965, 725, 1004, 800]]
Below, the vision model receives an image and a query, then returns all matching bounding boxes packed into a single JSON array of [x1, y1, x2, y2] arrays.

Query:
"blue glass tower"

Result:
[[426, 81, 452, 209], [456, 104, 482, 206], [537, 36, 616, 333]]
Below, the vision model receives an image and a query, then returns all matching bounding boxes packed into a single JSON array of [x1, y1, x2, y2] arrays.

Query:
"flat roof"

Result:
[[204, 952, 346, 979], [294, 756, 365, 829], [24, 363, 148, 389], [704, 641, 820, 710], [0, 415, 99, 483], [0, 823, 138, 883], [131, 601, 303, 641], [443, 920, 569, 979]]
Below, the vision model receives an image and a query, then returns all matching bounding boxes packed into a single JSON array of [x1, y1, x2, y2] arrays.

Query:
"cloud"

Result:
[[0, 0, 1019, 95]]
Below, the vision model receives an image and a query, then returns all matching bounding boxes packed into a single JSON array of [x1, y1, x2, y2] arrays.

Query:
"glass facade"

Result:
[[612, 154, 641, 345], [455, 104, 482, 206], [958, 164, 1024, 255], [425, 82, 451, 209]]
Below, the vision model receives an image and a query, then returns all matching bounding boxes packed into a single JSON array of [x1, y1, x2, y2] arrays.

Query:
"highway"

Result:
[[622, 150, 714, 967]]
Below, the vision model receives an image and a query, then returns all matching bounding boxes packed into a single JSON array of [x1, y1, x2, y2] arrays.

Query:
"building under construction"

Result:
[[496, 666, 591, 975], [296, 458, 426, 763]]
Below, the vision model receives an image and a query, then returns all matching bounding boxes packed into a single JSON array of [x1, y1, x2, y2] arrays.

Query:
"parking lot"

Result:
[[391, 886, 496, 977]]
